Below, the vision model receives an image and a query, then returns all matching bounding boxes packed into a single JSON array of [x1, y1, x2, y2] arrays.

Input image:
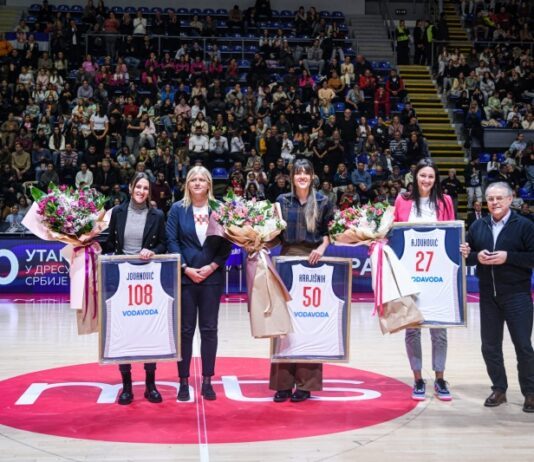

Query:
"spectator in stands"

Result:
[[413, 20, 425, 65], [209, 129, 229, 167], [1, 113, 20, 151], [94, 158, 118, 196], [519, 203, 534, 221], [11, 141, 31, 182], [5, 203, 25, 231], [0, 33, 13, 60], [340, 56, 355, 86], [464, 102, 484, 149], [359, 69, 376, 99], [406, 131, 428, 165], [374, 86, 390, 119], [389, 131, 408, 167], [395, 20, 410, 65], [466, 200, 487, 229], [133, 11, 147, 36], [509, 133, 527, 157], [441, 168, 462, 217], [37, 161, 58, 190], [303, 39, 324, 75], [185, 123, 207, 165], [465, 158, 483, 209], [345, 83, 364, 113], [75, 162, 93, 189], [351, 161, 372, 201]]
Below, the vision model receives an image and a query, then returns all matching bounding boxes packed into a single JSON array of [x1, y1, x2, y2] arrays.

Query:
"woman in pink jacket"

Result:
[[394, 158, 455, 402]]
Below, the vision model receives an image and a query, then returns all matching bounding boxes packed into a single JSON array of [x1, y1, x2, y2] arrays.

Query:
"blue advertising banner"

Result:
[[0, 238, 70, 294], [1, 236, 532, 297]]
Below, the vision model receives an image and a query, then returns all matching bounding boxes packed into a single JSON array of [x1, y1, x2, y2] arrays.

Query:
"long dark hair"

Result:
[[129, 172, 152, 207], [290, 159, 318, 233], [410, 158, 445, 216]]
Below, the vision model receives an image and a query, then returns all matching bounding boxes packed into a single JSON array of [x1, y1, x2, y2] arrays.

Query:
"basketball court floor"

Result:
[[0, 297, 533, 462]]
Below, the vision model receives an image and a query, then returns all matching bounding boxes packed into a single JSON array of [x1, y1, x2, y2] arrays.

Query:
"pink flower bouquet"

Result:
[[329, 202, 422, 334], [208, 191, 292, 338], [22, 184, 110, 334]]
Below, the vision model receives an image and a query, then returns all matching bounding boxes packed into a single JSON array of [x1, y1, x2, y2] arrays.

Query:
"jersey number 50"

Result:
[[303, 286, 321, 308]]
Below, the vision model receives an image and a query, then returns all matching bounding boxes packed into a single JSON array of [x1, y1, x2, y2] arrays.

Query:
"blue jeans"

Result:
[[480, 291, 534, 396]]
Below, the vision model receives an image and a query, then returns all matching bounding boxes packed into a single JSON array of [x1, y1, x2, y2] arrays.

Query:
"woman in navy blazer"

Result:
[[104, 172, 167, 405], [166, 166, 232, 401]]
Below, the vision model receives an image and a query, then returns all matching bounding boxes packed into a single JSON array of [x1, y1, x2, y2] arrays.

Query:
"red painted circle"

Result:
[[0, 358, 417, 444]]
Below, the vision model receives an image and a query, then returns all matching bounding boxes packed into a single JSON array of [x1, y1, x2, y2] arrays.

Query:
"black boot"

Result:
[[118, 370, 133, 405], [144, 370, 162, 403], [177, 378, 190, 402], [201, 376, 216, 401]]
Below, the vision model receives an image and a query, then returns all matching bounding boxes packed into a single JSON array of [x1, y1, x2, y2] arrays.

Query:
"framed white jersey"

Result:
[[388, 221, 467, 327], [271, 257, 352, 363], [98, 254, 181, 363]]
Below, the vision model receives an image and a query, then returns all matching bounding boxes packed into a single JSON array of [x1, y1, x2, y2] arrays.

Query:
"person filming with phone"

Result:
[[461, 182, 534, 413]]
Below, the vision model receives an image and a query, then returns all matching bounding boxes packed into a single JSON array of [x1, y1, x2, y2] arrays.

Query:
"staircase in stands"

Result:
[[443, 0, 471, 56], [347, 14, 394, 63], [0, 6, 23, 34], [398, 64, 468, 217]]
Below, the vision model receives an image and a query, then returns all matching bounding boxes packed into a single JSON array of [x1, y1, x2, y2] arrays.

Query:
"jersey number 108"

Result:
[[128, 284, 154, 306]]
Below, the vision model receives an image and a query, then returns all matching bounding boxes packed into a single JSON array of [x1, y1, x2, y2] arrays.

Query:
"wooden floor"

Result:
[[0, 298, 533, 462]]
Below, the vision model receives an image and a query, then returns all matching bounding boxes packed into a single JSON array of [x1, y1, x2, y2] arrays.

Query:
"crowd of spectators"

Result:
[[433, 0, 534, 211], [0, 0, 435, 232]]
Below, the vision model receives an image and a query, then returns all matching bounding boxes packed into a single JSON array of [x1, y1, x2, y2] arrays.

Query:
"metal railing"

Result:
[[83, 33, 351, 62], [378, 0, 396, 65], [430, 40, 534, 74]]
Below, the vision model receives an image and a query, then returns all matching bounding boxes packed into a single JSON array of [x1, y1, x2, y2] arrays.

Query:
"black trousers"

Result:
[[179, 283, 224, 378], [119, 363, 156, 373], [480, 291, 534, 396]]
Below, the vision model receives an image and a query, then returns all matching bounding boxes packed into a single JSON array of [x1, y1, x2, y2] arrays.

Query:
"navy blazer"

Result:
[[166, 200, 232, 285], [104, 201, 167, 255]]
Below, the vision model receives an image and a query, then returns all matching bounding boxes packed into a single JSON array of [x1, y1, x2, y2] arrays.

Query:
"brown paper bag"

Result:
[[378, 296, 424, 335], [247, 251, 293, 338]]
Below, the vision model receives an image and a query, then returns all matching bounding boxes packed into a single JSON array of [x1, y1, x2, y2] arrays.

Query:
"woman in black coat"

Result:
[[104, 172, 167, 405]]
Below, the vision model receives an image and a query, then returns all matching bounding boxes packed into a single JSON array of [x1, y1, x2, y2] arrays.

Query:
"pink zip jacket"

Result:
[[394, 193, 455, 222]]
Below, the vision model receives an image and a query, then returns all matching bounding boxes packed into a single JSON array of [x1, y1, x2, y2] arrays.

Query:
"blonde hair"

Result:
[[181, 166, 216, 207]]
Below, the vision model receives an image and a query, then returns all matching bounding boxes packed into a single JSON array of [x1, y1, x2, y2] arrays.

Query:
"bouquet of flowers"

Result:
[[22, 184, 110, 334], [34, 185, 107, 237], [329, 202, 422, 334], [208, 191, 292, 338], [329, 202, 393, 244]]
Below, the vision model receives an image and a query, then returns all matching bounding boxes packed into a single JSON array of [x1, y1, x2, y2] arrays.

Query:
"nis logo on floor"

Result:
[[15, 376, 381, 404], [0, 359, 417, 444]]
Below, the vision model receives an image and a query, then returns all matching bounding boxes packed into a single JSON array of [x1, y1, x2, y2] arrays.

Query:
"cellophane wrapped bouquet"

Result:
[[22, 184, 110, 334], [328, 202, 422, 334], [208, 191, 292, 338]]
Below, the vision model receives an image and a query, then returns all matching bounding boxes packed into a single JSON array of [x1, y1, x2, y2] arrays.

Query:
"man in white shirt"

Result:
[[280, 132, 294, 164], [209, 129, 229, 167], [188, 126, 209, 166]]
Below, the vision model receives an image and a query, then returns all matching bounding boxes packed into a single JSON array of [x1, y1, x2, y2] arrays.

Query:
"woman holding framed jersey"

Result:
[[270, 158, 334, 403], [104, 172, 167, 405], [393, 158, 455, 401], [166, 166, 232, 401]]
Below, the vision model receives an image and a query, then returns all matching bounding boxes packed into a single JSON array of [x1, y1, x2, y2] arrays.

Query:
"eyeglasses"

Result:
[[486, 195, 510, 203]]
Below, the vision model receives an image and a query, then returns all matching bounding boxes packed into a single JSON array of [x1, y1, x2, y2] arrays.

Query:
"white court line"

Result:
[[192, 333, 210, 462]]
